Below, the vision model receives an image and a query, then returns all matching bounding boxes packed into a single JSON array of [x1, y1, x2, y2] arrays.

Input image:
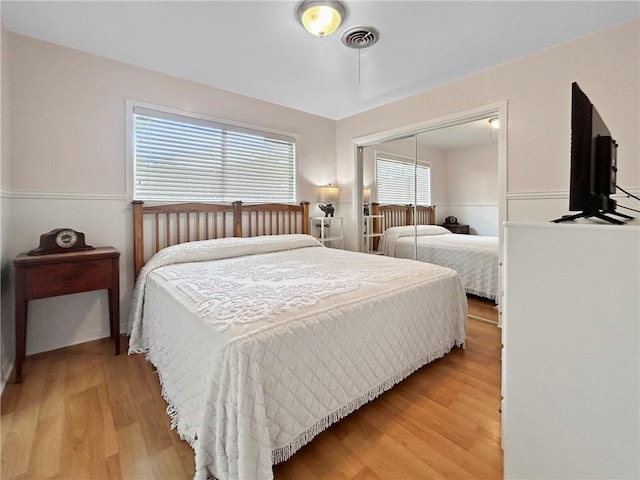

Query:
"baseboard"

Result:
[[468, 313, 499, 325]]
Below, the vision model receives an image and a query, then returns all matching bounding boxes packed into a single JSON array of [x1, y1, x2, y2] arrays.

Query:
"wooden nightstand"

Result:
[[13, 247, 120, 383], [441, 223, 470, 234]]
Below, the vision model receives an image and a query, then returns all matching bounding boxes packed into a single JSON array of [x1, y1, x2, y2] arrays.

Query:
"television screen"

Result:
[[554, 82, 631, 224]]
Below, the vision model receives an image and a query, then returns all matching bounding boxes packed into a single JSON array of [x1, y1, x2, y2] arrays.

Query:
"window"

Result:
[[376, 152, 431, 204], [132, 105, 297, 202]]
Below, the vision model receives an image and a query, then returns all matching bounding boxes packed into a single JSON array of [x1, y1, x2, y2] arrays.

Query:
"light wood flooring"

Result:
[[1, 297, 501, 479]]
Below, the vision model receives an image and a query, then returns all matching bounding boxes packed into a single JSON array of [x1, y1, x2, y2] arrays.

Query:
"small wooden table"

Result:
[[440, 223, 470, 234], [13, 247, 120, 383]]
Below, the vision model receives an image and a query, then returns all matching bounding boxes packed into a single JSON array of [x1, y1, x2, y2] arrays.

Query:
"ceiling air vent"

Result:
[[341, 25, 380, 49]]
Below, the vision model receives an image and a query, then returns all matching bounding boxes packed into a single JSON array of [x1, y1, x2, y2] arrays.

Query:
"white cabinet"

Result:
[[502, 222, 639, 479], [310, 216, 343, 249], [363, 214, 385, 254]]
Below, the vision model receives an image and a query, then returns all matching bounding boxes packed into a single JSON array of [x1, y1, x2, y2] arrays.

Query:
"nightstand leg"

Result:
[[108, 288, 120, 355], [109, 255, 120, 356], [14, 300, 28, 383]]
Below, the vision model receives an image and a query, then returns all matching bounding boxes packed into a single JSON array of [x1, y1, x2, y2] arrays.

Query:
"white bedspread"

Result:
[[383, 226, 499, 300], [127, 234, 467, 480]]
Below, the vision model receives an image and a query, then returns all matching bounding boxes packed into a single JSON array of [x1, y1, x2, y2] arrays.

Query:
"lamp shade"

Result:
[[363, 188, 371, 204], [320, 185, 340, 203], [296, 0, 346, 37]]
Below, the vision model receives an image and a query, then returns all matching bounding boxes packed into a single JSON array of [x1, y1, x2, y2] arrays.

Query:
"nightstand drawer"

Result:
[[22, 259, 114, 299]]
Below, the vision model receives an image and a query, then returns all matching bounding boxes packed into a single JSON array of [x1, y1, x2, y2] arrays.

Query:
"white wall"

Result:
[[1, 32, 337, 367], [503, 222, 639, 478], [337, 20, 640, 250]]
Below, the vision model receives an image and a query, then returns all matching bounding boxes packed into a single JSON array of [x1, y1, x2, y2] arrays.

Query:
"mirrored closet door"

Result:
[[356, 105, 506, 325], [360, 115, 501, 255], [362, 134, 418, 259]]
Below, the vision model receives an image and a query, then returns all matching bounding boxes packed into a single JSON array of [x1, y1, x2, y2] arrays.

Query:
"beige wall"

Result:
[[8, 33, 336, 198], [363, 138, 499, 235], [0, 17, 11, 389], [444, 143, 499, 235], [337, 19, 640, 249], [1, 32, 337, 362], [446, 144, 498, 206], [1, 19, 639, 376], [362, 137, 449, 209]]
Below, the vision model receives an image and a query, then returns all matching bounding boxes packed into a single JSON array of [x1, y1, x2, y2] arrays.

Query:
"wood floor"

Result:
[[1, 297, 502, 480]]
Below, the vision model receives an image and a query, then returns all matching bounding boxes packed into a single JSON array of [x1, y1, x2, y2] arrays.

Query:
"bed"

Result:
[[373, 203, 499, 301], [128, 200, 467, 480]]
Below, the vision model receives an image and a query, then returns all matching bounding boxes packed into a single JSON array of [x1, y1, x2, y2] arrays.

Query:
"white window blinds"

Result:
[[133, 107, 296, 202], [376, 153, 431, 204]]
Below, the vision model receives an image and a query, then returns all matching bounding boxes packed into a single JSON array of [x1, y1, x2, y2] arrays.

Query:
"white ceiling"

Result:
[[374, 116, 497, 153], [2, 1, 638, 120], [419, 117, 498, 150]]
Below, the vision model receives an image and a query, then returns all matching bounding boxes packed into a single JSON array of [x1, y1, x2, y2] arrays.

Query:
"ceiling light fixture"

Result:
[[296, 0, 347, 37]]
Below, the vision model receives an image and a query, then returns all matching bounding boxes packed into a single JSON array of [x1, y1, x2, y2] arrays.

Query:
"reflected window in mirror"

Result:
[[376, 152, 431, 205]]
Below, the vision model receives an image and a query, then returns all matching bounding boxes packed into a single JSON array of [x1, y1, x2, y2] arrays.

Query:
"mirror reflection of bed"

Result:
[[372, 203, 499, 315], [362, 117, 500, 323]]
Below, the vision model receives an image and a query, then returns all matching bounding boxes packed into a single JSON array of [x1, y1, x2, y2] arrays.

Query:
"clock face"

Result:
[[55, 229, 78, 249]]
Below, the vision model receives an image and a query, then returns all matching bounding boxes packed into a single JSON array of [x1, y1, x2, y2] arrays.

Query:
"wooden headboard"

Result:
[[371, 203, 436, 229], [132, 200, 310, 277], [369, 203, 435, 251]]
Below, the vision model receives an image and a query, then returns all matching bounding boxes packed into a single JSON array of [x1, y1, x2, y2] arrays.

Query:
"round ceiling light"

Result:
[[296, 0, 347, 37]]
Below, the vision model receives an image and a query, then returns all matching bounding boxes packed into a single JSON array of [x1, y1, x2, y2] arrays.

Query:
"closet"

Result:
[[360, 115, 501, 253], [356, 105, 507, 317]]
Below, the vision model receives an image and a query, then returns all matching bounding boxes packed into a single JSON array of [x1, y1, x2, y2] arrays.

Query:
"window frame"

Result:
[[125, 99, 299, 203]]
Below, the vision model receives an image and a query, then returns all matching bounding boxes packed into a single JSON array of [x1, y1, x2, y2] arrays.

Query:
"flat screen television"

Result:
[[553, 82, 633, 224]]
